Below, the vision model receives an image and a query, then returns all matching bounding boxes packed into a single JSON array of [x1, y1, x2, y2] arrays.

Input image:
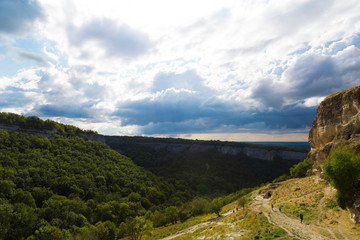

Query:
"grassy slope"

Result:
[[147, 176, 360, 240]]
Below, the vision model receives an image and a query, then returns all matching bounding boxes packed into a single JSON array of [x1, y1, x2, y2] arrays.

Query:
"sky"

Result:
[[0, 0, 360, 142]]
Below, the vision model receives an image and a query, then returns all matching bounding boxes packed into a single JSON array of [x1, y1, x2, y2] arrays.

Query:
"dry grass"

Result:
[[149, 176, 360, 240]]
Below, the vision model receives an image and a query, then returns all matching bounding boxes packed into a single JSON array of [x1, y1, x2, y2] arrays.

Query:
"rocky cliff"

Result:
[[105, 136, 307, 161], [307, 85, 360, 175], [0, 122, 306, 162]]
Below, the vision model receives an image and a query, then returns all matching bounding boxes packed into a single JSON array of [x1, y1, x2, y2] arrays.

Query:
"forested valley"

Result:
[[0, 113, 308, 239]]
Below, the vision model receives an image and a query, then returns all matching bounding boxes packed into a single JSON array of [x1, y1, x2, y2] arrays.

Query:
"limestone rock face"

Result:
[[307, 85, 360, 174], [105, 137, 307, 161]]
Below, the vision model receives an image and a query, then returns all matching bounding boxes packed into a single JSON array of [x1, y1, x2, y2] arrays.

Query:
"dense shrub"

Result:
[[290, 158, 312, 178], [324, 147, 360, 209]]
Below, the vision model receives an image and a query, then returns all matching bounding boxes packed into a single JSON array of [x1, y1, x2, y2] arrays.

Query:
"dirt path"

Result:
[[252, 195, 327, 240], [160, 210, 234, 240], [338, 212, 349, 240], [162, 184, 349, 240]]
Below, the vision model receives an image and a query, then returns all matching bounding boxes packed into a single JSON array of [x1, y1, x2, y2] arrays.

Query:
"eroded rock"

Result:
[[307, 85, 360, 174]]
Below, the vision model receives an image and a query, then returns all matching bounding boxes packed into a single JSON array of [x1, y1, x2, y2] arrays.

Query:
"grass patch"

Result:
[[235, 209, 287, 240], [325, 199, 338, 209]]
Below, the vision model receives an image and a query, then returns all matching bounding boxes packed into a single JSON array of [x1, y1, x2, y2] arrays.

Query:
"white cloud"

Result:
[[1, 0, 360, 140]]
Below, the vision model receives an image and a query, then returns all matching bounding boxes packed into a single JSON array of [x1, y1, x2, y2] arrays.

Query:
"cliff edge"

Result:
[[307, 85, 360, 175]]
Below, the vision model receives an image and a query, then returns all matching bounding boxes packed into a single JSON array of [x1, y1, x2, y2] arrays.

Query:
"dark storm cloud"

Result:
[[36, 103, 93, 119], [114, 70, 316, 135], [140, 105, 316, 135], [254, 105, 317, 130], [0, 0, 44, 35], [67, 18, 152, 59], [115, 89, 209, 126]]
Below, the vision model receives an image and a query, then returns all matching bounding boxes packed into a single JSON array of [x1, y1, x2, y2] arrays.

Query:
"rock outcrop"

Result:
[[307, 85, 360, 223], [105, 137, 307, 161], [307, 85, 360, 174]]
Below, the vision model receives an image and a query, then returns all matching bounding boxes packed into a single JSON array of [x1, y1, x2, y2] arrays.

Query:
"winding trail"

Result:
[[317, 186, 338, 239], [161, 183, 351, 240], [252, 194, 326, 240]]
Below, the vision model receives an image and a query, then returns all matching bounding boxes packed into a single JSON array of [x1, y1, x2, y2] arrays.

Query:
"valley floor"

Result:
[[152, 176, 360, 240]]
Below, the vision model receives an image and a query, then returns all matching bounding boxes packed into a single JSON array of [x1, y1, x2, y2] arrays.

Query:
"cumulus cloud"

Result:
[[115, 70, 213, 125], [251, 45, 360, 108], [138, 105, 316, 135], [67, 18, 153, 60], [152, 70, 212, 93], [0, 0, 44, 35], [113, 69, 316, 135], [0, 88, 33, 108], [1, 0, 360, 140]]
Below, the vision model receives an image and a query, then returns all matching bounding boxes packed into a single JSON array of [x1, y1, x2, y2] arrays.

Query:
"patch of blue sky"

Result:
[[351, 33, 360, 48], [0, 56, 32, 77], [0, 45, 6, 55], [49, 48, 68, 69], [266, 59, 288, 76], [289, 44, 311, 56], [13, 36, 43, 53], [323, 38, 351, 55], [14, 37, 68, 67], [43, 40, 69, 68]]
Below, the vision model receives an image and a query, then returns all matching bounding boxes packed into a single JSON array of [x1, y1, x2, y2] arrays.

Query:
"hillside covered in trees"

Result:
[[0, 113, 309, 239]]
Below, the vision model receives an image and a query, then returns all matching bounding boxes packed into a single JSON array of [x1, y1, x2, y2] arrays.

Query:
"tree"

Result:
[[152, 210, 166, 227], [165, 206, 178, 224], [94, 221, 117, 240], [210, 198, 222, 216], [127, 216, 153, 240], [11, 190, 36, 208], [96, 201, 130, 224], [0, 180, 15, 198], [238, 196, 248, 210], [290, 159, 312, 178], [324, 147, 360, 209], [190, 197, 210, 216]]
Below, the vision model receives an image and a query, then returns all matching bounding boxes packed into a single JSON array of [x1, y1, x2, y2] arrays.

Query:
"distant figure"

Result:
[[279, 206, 282, 213], [271, 204, 274, 211], [300, 213, 303, 224]]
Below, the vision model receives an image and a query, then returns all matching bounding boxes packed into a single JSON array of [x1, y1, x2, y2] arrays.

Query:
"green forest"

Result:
[[0, 113, 308, 239]]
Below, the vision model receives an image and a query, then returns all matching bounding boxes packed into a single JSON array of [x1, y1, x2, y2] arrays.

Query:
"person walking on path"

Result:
[[300, 213, 303, 224], [271, 204, 274, 211], [279, 206, 282, 213]]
